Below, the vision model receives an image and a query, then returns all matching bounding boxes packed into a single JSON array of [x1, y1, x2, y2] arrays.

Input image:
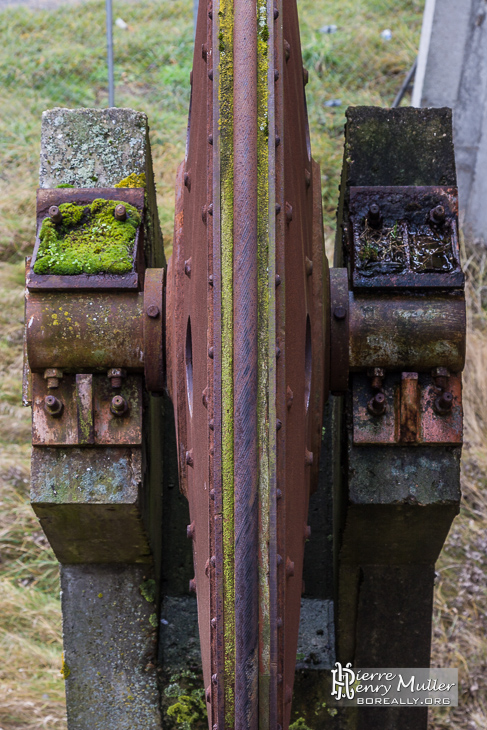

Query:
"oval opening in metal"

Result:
[[185, 317, 194, 417], [305, 315, 312, 412]]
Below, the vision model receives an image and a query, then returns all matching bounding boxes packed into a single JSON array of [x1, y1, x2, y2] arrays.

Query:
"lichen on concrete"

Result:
[[34, 198, 140, 275]]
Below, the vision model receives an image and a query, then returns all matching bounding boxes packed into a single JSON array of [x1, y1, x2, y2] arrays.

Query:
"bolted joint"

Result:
[[114, 204, 127, 222], [44, 394, 63, 417], [110, 394, 128, 416], [430, 204, 445, 225], [48, 205, 63, 223], [146, 304, 160, 319], [107, 368, 126, 389], [367, 392, 386, 416], [434, 391, 454, 416], [43, 367, 63, 389]]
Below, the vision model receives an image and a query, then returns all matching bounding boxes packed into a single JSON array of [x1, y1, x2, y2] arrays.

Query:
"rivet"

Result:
[[210, 489, 215, 500], [286, 386, 294, 409], [186, 449, 194, 467], [285, 202, 293, 223], [276, 346, 281, 359], [274, 4, 279, 19], [205, 559, 210, 577], [110, 395, 127, 416], [210, 446, 214, 456], [184, 258, 192, 276], [202, 43, 208, 60], [114, 204, 127, 221], [208, 203, 213, 216], [275, 135, 281, 147], [305, 449, 313, 466], [286, 558, 295, 578], [209, 419, 215, 430], [208, 9, 212, 18], [202, 205, 208, 223], [305, 257, 313, 276], [48, 205, 62, 223], [189, 578, 197, 593], [208, 69, 214, 80], [276, 419, 282, 431], [276, 489, 282, 500], [44, 394, 63, 417], [305, 169, 311, 188], [211, 555, 216, 567], [277, 617, 283, 628], [187, 521, 195, 540], [184, 171, 190, 189], [202, 387, 209, 408], [333, 305, 346, 320], [303, 67, 309, 85], [212, 673, 218, 684], [277, 554, 283, 566], [284, 39, 291, 61], [211, 617, 217, 628], [208, 347, 214, 359], [275, 203, 281, 214], [208, 134, 213, 145], [146, 304, 160, 318], [209, 274, 214, 286], [274, 69, 279, 81], [275, 273, 281, 286]]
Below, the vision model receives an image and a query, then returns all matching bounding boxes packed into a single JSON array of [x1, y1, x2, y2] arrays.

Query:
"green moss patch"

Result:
[[33, 199, 141, 275]]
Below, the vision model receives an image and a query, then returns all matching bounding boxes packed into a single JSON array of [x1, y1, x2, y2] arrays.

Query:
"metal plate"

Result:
[[349, 186, 464, 289], [143, 268, 165, 393]]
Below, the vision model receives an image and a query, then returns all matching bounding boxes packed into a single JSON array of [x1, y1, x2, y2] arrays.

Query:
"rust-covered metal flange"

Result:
[[165, 0, 330, 727], [143, 268, 165, 393]]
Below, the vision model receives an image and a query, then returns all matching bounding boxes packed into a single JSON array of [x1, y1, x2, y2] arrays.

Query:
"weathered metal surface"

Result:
[[27, 188, 145, 290], [32, 372, 142, 446], [26, 291, 144, 372], [329, 268, 349, 394], [143, 268, 165, 393], [353, 372, 463, 445], [349, 186, 464, 289], [348, 293, 466, 372]]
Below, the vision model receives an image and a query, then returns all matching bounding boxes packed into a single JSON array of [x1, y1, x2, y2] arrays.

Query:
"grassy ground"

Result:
[[1, 0, 485, 728]]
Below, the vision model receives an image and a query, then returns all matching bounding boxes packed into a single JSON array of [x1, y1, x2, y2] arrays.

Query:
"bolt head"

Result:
[[435, 391, 454, 415], [48, 205, 62, 223], [333, 306, 347, 321], [146, 304, 160, 318], [114, 204, 127, 222], [430, 204, 446, 224], [110, 395, 127, 415], [367, 392, 386, 416], [44, 394, 63, 416]]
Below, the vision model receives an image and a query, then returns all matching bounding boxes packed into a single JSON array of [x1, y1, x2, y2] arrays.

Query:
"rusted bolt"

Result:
[[274, 69, 279, 82], [275, 135, 281, 147], [208, 69, 213, 80], [205, 559, 210, 577], [211, 617, 217, 628], [208, 134, 213, 145], [303, 67, 309, 85], [48, 205, 63, 223], [210, 489, 215, 500], [286, 386, 294, 409], [184, 171, 190, 188], [107, 368, 126, 389], [367, 392, 386, 416], [43, 368, 63, 389], [184, 258, 192, 276], [430, 204, 446, 225], [432, 366, 449, 391], [367, 367, 385, 391], [212, 673, 218, 685], [275, 273, 281, 286], [187, 521, 195, 540], [210, 555, 216, 568], [114, 204, 127, 222], [208, 203, 213, 216], [186, 449, 194, 467], [304, 525, 311, 540], [146, 304, 160, 318], [333, 306, 347, 320], [110, 394, 128, 415], [276, 346, 281, 359], [189, 578, 197, 593], [208, 346, 214, 359], [206, 686, 211, 704], [209, 274, 214, 286], [275, 203, 281, 214], [305, 169, 311, 188], [434, 391, 453, 415], [284, 39, 291, 61], [305, 449, 313, 466], [285, 202, 293, 222], [209, 419, 215, 431], [368, 203, 382, 228], [202, 387, 209, 408], [277, 554, 283, 566], [202, 43, 208, 60], [44, 395, 63, 417], [276, 418, 282, 431], [286, 557, 295, 578], [276, 489, 282, 500], [305, 257, 313, 276]]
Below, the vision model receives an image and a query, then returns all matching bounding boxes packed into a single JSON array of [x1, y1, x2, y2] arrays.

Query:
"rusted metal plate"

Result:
[[329, 268, 349, 394], [32, 372, 142, 446], [349, 186, 464, 289], [26, 290, 144, 373], [353, 372, 462, 445], [143, 268, 165, 393], [27, 188, 145, 291]]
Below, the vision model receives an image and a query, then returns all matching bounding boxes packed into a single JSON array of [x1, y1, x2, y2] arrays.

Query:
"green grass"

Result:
[[1, 1, 486, 729]]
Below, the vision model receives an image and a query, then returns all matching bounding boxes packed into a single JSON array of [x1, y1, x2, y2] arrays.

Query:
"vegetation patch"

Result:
[[33, 199, 141, 275]]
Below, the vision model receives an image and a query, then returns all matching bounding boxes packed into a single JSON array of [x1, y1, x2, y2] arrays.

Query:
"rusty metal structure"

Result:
[[23, 2, 466, 729]]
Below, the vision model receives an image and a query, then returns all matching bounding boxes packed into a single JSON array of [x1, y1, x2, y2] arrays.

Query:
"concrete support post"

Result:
[[413, 0, 487, 244]]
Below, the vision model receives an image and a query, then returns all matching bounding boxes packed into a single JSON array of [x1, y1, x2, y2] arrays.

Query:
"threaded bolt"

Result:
[[430, 205, 446, 225], [48, 205, 62, 223], [110, 395, 127, 415], [435, 391, 453, 415], [114, 204, 127, 221], [368, 392, 386, 416], [107, 368, 126, 389], [44, 394, 63, 417]]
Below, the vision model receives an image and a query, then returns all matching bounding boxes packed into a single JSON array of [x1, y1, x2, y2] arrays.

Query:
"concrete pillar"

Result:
[[413, 0, 487, 244]]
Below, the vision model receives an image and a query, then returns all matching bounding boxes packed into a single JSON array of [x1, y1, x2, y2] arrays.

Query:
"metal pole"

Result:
[[106, 0, 115, 107]]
